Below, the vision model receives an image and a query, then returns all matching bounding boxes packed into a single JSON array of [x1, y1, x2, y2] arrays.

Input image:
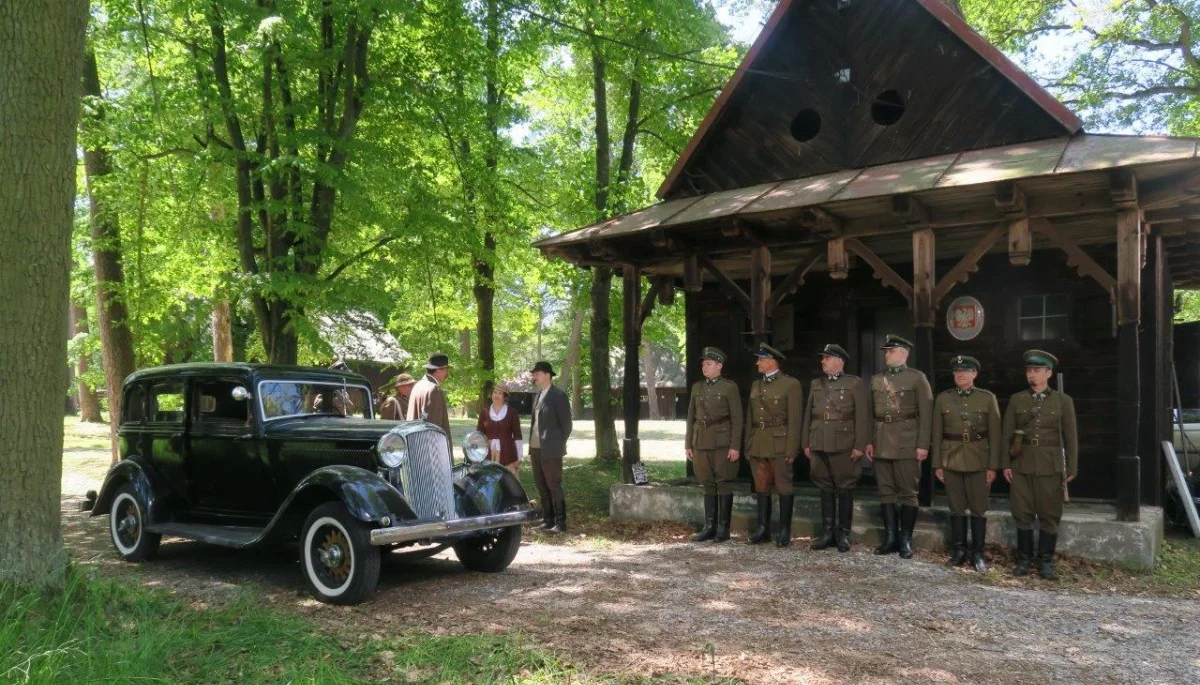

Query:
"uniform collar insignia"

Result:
[[887, 365, 906, 375], [827, 372, 842, 381], [763, 370, 779, 382], [705, 377, 719, 385], [957, 387, 973, 397]]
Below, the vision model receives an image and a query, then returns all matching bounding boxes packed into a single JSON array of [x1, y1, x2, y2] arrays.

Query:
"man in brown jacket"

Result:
[[379, 373, 416, 420], [743, 343, 803, 547], [407, 353, 453, 454], [685, 346, 743, 543], [866, 334, 933, 559], [802, 344, 869, 552]]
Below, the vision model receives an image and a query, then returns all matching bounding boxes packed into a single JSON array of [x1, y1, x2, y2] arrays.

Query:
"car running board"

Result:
[[147, 523, 265, 548]]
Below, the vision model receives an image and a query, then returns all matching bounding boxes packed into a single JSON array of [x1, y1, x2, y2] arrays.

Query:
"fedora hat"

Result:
[[530, 361, 556, 376], [424, 353, 451, 371]]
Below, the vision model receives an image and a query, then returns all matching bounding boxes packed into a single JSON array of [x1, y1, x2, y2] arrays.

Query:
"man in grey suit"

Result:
[[529, 361, 572, 533]]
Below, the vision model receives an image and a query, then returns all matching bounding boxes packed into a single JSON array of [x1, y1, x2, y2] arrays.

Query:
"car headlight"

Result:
[[377, 429, 408, 468], [462, 431, 488, 464]]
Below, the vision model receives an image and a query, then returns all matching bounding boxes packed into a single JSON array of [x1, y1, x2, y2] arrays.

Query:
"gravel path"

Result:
[[65, 497, 1199, 684]]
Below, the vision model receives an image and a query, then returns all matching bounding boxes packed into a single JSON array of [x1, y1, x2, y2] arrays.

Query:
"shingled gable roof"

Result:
[[656, 0, 1083, 200]]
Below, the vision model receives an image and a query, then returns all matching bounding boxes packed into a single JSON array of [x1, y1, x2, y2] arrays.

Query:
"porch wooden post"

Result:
[[749, 246, 771, 340], [622, 266, 642, 484], [912, 228, 936, 506], [1138, 233, 1166, 505], [1116, 207, 1143, 521]]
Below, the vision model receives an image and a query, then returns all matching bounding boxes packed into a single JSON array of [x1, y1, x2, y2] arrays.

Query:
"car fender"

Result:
[[91, 458, 169, 523], [263, 465, 418, 542], [452, 462, 531, 517]]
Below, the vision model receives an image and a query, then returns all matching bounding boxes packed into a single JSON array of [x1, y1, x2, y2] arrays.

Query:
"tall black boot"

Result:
[[537, 499, 555, 530], [775, 495, 794, 547], [947, 515, 968, 567], [1012, 529, 1034, 576], [836, 490, 854, 553], [810, 491, 836, 550], [713, 494, 734, 543], [898, 505, 918, 559], [1037, 532, 1058, 580], [692, 495, 718, 542], [746, 495, 772, 545], [970, 515, 989, 572], [873, 504, 899, 555], [549, 499, 567, 534]]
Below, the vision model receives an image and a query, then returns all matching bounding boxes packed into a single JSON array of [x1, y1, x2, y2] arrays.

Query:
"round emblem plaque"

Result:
[[946, 296, 984, 341]]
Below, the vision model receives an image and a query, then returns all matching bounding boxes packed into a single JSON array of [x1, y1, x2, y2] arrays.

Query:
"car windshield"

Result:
[[259, 380, 372, 420]]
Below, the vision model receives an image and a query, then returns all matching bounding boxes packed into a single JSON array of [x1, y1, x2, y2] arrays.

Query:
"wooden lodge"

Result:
[[535, 0, 1200, 518]]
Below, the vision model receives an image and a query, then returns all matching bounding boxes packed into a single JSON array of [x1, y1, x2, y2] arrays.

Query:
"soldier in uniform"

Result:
[[743, 343, 803, 547], [685, 347, 743, 543], [932, 355, 1001, 571], [866, 334, 932, 559], [801, 343, 868, 552], [1002, 350, 1078, 580]]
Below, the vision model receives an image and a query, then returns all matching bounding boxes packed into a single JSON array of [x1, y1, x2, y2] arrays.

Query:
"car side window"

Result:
[[147, 382, 186, 425], [123, 384, 147, 424], [193, 380, 250, 427]]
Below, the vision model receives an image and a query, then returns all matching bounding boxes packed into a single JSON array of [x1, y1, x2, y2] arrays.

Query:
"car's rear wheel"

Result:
[[452, 525, 522, 572], [300, 502, 380, 605], [109, 483, 161, 562]]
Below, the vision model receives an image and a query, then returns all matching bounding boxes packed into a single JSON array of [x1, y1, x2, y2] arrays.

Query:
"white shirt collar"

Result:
[[764, 370, 780, 379], [488, 404, 508, 421]]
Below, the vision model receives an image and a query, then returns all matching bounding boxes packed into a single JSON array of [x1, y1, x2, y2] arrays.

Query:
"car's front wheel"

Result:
[[109, 483, 161, 562], [452, 525, 522, 573], [300, 502, 380, 605]]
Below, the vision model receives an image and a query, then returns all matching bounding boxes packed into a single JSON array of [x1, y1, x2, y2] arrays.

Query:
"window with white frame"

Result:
[[1018, 294, 1070, 340]]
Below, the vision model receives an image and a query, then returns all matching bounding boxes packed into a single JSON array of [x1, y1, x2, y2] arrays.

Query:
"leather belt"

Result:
[[1026, 436, 1060, 447], [943, 432, 988, 443], [881, 413, 917, 424], [754, 417, 787, 429], [696, 416, 730, 428], [814, 411, 854, 422]]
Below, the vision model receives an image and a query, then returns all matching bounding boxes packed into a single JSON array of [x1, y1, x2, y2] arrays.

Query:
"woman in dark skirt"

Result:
[[476, 382, 524, 475]]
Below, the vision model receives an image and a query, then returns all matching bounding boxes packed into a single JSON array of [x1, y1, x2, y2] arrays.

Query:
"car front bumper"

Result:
[[369, 508, 541, 546]]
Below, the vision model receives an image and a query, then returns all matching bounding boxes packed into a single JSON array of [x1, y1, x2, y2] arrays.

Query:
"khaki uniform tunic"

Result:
[[743, 372, 803, 495], [869, 366, 933, 506], [685, 377, 744, 495], [1001, 389, 1078, 534], [800, 373, 869, 492], [932, 387, 1001, 515]]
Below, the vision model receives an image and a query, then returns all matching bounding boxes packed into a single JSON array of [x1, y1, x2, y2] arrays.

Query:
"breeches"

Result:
[[693, 448, 738, 495], [750, 457, 793, 495], [874, 459, 920, 506]]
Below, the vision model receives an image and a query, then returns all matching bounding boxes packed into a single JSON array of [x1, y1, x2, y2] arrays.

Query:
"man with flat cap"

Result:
[[744, 343, 803, 547], [379, 372, 417, 420], [529, 361, 572, 533], [866, 334, 933, 559], [1002, 349, 1077, 580], [408, 353, 453, 453], [932, 355, 1001, 571], [802, 344, 869, 552], [685, 346, 743, 543]]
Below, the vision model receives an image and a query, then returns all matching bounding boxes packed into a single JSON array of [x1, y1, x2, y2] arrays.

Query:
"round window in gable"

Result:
[[789, 109, 822, 143], [871, 89, 905, 126]]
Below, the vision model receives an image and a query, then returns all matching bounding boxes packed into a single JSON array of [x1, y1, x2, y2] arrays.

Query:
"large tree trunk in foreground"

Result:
[[83, 49, 137, 465], [643, 340, 661, 420], [560, 308, 585, 415], [212, 299, 234, 362], [72, 300, 104, 422], [589, 268, 620, 461], [0, 0, 87, 588]]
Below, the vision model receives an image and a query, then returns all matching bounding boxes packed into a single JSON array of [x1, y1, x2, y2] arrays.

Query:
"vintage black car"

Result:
[[88, 363, 539, 604]]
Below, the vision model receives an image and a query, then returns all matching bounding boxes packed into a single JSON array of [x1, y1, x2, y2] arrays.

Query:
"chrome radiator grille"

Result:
[[395, 429, 457, 521]]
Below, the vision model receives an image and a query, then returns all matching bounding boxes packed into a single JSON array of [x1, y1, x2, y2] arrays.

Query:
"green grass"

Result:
[[1150, 539, 1200, 593], [1, 570, 729, 684]]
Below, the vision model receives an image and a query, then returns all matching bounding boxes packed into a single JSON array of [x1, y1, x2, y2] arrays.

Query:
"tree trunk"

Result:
[[83, 49, 137, 465], [212, 299, 234, 362], [590, 268, 620, 460], [642, 340, 660, 420], [72, 300, 104, 422], [473, 0, 501, 413], [0, 0, 85, 588], [939, 0, 964, 18], [560, 308, 585, 411]]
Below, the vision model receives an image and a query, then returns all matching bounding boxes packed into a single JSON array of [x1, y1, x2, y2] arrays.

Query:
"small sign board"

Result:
[[946, 296, 985, 341]]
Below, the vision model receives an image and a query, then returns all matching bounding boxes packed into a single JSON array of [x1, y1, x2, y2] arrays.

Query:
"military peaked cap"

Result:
[[950, 355, 980, 372], [1023, 349, 1058, 369], [818, 343, 850, 362], [754, 343, 786, 361], [880, 334, 914, 351], [700, 346, 727, 364]]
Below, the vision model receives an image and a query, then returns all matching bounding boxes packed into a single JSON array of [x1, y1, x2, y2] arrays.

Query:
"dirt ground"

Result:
[[65, 495, 1200, 685]]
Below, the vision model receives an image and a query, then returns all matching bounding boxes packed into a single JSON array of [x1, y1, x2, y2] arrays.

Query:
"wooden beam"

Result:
[[654, 276, 675, 306], [682, 256, 702, 292], [749, 246, 771, 337], [637, 277, 660, 331], [797, 206, 843, 238], [892, 194, 932, 227], [934, 224, 1004, 307], [1008, 217, 1032, 266], [1031, 218, 1117, 302], [994, 181, 1027, 216], [1110, 170, 1138, 210], [697, 254, 752, 314], [1138, 167, 1200, 210], [1116, 209, 1143, 325], [845, 238, 914, 307], [828, 237, 849, 280], [1144, 204, 1200, 225], [768, 248, 821, 313], [912, 228, 936, 325]]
